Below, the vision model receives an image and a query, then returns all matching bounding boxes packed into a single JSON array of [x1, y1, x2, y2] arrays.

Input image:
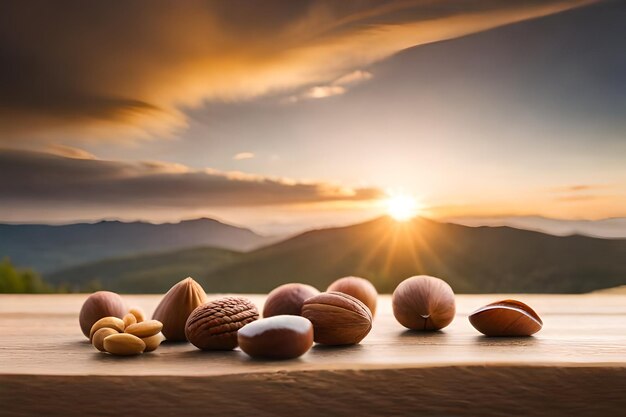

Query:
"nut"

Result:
[[125, 320, 163, 338], [123, 313, 137, 328], [128, 307, 145, 323], [392, 275, 455, 331], [185, 296, 259, 350], [152, 277, 207, 341], [469, 299, 543, 336], [301, 291, 372, 345], [103, 333, 146, 356], [238, 315, 313, 360], [141, 333, 164, 352], [327, 276, 378, 316], [263, 283, 320, 317], [92, 327, 119, 352], [89, 316, 125, 341], [79, 291, 127, 338]]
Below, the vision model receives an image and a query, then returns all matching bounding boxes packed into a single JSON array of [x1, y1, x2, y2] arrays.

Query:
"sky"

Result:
[[0, 0, 624, 234]]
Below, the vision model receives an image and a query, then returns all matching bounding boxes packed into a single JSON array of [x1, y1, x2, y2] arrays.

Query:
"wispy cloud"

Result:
[[0, 149, 383, 216], [0, 0, 593, 144], [333, 70, 373, 86], [233, 152, 255, 160]]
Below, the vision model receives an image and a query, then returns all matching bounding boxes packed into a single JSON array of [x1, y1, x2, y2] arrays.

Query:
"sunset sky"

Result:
[[1, 0, 624, 233]]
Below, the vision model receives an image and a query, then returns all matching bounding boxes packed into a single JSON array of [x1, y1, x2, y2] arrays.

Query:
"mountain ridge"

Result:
[[47, 216, 626, 294]]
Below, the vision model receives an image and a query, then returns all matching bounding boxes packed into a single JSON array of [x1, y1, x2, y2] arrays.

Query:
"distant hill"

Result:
[[48, 217, 626, 294], [0, 218, 274, 273], [200, 217, 625, 294], [445, 216, 626, 239], [46, 246, 241, 293]]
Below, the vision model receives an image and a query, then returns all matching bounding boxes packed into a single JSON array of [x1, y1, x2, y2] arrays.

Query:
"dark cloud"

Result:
[[0, 149, 382, 210], [0, 0, 591, 142]]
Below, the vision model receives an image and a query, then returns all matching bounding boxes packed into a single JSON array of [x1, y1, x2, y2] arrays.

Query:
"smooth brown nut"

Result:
[[469, 299, 543, 337], [238, 315, 313, 360], [92, 327, 119, 352], [128, 307, 145, 323], [89, 316, 125, 341], [141, 333, 164, 352], [152, 277, 207, 341], [123, 313, 137, 329], [185, 297, 259, 350], [103, 333, 146, 356], [125, 320, 163, 338], [79, 291, 127, 338], [263, 283, 320, 317], [392, 275, 455, 331], [301, 291, 372, 345], [327, 276, 378, 316]]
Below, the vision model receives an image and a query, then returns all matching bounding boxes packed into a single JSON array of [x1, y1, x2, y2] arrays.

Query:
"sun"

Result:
[[385, 194, 419, 221]]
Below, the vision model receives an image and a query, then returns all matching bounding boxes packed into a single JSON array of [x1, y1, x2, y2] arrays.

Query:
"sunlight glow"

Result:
[[385, 194, 419, 221]]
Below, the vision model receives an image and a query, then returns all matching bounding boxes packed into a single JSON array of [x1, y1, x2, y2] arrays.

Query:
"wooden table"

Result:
[[1, 294, 625, 416]]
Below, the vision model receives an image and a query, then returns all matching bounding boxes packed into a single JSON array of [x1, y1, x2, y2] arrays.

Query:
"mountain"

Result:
[[0, 218, 274, 273], [48, 217, 626, 294], [444, 216, 626, 239], [46, 246, 241, 293]]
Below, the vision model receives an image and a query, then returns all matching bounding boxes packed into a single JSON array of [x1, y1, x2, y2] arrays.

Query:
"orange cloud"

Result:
[[0, 0, 595, 144]]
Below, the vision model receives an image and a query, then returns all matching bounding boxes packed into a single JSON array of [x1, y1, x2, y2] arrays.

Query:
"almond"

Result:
[[152, 277, 207, 341], [125, 320, 163, 338], [103, 333, 146, 356]]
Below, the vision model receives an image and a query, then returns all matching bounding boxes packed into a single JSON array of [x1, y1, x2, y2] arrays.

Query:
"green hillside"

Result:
[[48, 217, 626, 294], [202, 217, 626, 294], [47, 246, 242, 293]]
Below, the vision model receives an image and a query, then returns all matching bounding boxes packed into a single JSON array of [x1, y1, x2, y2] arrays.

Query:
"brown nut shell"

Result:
[[185, 296, 259, 350], [125, 320, 163, 338], [263, 283, 320, 317], [238, 315, 313, 360], [301, 291, 372, 345], [152, 277, 207, 341], [103, 333, 146, 356], [92, 327, 119, 352], [141, 333, 164, 352], [89, 316, 125, 341], [327, 276, 378, 316], [79, 291, 127, 338], [392, 275, 455, 331], [469, 299, 543, 337]]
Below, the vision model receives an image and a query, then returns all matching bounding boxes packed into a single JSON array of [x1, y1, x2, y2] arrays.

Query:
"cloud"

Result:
[[0, 150, 383, 215], [233, 152, 255, 160], [45, 145, 97, 160], [551, 184, 605, 193], [333, 70, 373, 86], [0, 0, 594, 143]]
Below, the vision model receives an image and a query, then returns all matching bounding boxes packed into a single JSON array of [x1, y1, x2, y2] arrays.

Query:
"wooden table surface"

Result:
[[1, 294, 625, 416]]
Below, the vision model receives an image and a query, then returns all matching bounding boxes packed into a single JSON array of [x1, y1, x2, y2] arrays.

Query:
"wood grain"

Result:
[[1, 294, 625, 416]]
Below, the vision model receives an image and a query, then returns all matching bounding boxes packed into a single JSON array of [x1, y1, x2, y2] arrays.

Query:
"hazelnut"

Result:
[[301, 291, 372, 345], [327, 276, 378, 316], [185, 296, 259, 350], [469, 299, 543, 336], [263, 283, 320, 317], [238, 315, 314, 360], [152, 277, 207, 341], [79, 291, 127, 338], [392, 275, 455, 331]]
